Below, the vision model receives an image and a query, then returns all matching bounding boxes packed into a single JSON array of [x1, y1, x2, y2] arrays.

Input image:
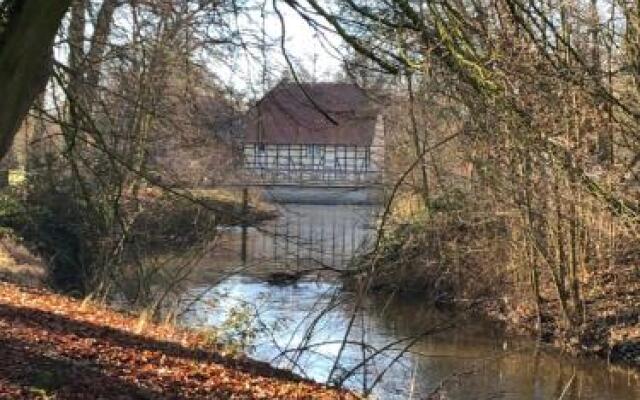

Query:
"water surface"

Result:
[[179, 204, 639, 399]]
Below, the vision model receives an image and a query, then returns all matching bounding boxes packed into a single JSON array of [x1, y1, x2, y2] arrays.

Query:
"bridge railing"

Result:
[[239, 167, 383, 186]]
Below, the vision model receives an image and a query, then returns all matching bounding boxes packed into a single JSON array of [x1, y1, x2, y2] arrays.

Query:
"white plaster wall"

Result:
[[370, 114, 385, 170], [242, 113, 386, 183]]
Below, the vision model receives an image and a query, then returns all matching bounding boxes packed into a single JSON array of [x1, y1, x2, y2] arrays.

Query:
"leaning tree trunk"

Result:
[[0, 0, 70, 161]]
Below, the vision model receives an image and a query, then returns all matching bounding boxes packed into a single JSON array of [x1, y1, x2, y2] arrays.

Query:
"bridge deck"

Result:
[[219, 181, 384, 189], [221, 169, 384, 189]]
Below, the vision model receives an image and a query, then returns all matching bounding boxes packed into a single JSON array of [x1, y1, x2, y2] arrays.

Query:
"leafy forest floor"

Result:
[[0, 280, 355, 399]]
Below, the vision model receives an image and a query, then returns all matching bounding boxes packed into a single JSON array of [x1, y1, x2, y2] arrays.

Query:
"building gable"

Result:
[[244, 82, 380, 146]]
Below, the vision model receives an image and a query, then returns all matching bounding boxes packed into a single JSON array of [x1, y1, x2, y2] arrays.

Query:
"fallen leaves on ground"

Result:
[[0, 282, 357, 399]]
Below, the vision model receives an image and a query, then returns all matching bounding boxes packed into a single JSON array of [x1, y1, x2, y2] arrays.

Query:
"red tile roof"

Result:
[[244, 82, 380, 146]]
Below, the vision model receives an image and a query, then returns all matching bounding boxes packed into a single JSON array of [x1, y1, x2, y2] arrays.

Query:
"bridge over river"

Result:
[[220, 168, 385, 205]]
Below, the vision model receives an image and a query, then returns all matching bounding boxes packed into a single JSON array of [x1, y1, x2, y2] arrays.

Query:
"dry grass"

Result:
[[185, 188, 277, 216], [357, 210, 509, 300], [0, 234, 45, 287], [362, 191, 640, 367]]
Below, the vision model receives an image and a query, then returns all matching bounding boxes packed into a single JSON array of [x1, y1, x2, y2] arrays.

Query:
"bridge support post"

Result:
[[241, 187, 248, 264]]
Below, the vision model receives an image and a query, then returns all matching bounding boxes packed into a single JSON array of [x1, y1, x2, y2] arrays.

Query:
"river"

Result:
[[177, 204, 639, 399]]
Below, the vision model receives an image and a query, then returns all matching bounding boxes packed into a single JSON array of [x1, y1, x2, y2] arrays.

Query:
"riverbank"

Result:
[[0, 185, 278, 293], [0, 280, 355, 399], [353, 211, 640, 370], [181, 188, 277, 225], [131, 188, 277, 248], [483, 263, 640, 366]]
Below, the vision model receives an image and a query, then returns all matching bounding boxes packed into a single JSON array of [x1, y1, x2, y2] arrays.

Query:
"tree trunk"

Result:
[[0, 0, 70, 160], [84, 0, 119, 107], [67, 0, 86, 107], [407, 73, 430, 208]]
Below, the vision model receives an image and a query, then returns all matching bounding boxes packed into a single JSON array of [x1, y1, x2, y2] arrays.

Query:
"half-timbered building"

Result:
[[242, 82, 384, 185]]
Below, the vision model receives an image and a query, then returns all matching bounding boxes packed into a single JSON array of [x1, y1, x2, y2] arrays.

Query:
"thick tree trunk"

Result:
[[85, 0, 119, 100], [0, 0, 70, 161], [67, 0, 87, 111]]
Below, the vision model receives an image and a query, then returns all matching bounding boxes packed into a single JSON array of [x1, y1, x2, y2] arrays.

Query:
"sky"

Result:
[[211, 1, 346, 100], [51, 1, 347, 104]]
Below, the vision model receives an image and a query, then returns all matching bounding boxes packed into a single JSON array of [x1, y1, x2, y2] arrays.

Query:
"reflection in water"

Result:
[[240, 204, 377, 270], [180, 204, 640, 399]]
